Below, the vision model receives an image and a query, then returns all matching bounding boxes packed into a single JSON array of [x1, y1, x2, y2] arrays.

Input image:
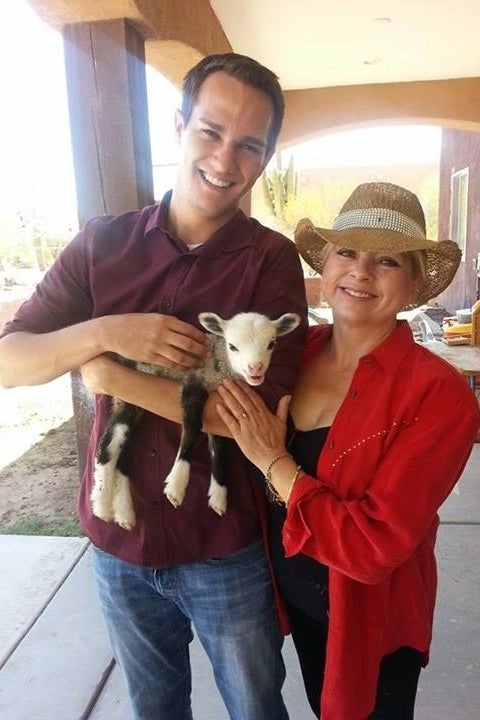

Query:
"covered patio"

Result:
[[2, 1, 480, 718]]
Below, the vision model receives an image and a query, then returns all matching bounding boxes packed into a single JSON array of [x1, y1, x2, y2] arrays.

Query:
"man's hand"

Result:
[[80, 354, 185, 425], [103, 313, 209, 370], [81, 355, 118, 396]]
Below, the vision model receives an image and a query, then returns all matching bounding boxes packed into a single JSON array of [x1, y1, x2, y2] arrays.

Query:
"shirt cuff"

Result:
[[282, 472, 326, 555]]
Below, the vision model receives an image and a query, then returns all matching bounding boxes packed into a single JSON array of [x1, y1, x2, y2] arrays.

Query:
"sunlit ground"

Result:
[[0, 375, 73, 470]]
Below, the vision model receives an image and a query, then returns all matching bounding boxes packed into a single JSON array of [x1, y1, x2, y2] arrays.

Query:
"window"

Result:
[[450, 167, 469, 258]]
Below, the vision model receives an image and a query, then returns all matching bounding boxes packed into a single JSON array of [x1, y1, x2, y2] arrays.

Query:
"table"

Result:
[[420, 340, 480, 390]]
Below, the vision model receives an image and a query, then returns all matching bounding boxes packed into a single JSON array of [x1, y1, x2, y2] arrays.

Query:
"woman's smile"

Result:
[[339, 286, 377, 299]]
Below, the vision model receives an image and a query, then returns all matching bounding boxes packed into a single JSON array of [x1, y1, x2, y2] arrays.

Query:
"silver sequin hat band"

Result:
[[332, 207, 425, 239]]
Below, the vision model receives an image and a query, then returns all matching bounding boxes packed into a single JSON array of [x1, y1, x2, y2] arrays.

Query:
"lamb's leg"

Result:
[[164, 376, 208, 508], [207, 434, 227, 516], [92, 400, 143, 530], [110, 417, 142, 531]]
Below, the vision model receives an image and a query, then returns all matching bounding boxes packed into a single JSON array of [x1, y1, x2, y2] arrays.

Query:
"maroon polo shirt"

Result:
[[2, 193, 308, 567]]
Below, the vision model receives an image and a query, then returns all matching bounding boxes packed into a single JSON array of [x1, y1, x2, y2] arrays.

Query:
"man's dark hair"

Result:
[[181, 53, 285, 157]]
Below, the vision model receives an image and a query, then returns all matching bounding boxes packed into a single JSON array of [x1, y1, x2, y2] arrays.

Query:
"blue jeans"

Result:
[[92, 539, 288, 720]]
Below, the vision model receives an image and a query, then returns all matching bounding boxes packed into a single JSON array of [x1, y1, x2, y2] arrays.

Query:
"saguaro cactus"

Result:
[[261, 153, 298, 220]]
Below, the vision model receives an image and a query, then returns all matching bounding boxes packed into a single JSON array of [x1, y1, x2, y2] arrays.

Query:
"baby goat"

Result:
[[91, 311, 300, 530]]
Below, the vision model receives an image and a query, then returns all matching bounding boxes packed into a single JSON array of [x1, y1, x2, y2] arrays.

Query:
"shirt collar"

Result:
[[310, 320, 414, 376], [365, 320, 414, 375], [144, 190, 255, 257]]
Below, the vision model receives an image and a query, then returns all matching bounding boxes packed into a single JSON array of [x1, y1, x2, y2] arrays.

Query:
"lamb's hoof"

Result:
[[91, 490, 115, 522], [113, 503, 136, 530], [208, 479, 227, 517], [165, 491, 181, 509], [164, 460, 190, 509], [112, 471, 136, 531], [117, 517, 135, 531], [92, 505, 115, 523], [164, 484, 186, 509]]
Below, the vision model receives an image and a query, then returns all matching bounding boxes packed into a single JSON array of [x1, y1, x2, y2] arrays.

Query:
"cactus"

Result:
[[261, 152, 298, 220]]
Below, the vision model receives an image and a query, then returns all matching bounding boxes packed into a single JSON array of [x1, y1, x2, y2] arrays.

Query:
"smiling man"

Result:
[[0, 53, 307, 719], [170, 68, 277, 242]]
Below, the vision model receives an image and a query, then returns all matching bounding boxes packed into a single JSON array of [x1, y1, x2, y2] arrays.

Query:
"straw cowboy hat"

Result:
[[294, 182, 461, 308]]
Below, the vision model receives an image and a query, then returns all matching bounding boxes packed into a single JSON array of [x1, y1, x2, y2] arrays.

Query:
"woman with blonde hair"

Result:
[[216, 182, 480, 719]]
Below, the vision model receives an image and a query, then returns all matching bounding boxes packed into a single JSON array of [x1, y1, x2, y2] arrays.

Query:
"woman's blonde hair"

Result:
[[405, 250, 427, 282]]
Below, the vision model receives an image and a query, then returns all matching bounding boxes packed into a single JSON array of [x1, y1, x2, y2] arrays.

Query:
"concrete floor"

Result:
[[0, 445, 478, 719]]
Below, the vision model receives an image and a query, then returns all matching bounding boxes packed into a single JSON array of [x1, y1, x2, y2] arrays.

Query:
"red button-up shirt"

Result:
[[2, 194, 308, 567], [281, 322, 479, 720]]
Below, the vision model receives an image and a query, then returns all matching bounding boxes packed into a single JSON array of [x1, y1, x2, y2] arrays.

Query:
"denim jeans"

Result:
[[92, 539, 288, 720]]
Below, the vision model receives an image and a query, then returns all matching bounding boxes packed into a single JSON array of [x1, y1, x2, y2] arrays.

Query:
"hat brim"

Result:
[[294, 218, 462, 309]]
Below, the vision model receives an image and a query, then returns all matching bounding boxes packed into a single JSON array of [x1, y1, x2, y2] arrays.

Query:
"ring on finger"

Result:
[[241, 411, 248, 419]]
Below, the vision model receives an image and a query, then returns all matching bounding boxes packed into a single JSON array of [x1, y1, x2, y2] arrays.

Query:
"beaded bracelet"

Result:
[[264, 453, 291, 481], [264, 453, 292, 504]]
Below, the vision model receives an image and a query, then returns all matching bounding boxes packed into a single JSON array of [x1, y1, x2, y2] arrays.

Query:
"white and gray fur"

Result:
[[91, 311, 301, 530]]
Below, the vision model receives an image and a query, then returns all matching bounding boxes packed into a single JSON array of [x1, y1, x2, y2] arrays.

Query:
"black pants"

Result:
[[287, 603, 423, 719]]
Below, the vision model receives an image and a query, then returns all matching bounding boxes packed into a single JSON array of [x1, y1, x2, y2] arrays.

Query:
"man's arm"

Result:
[[80, 354, 231, 436], [0, 313, 208, 388], [0, 321, 107, 388]]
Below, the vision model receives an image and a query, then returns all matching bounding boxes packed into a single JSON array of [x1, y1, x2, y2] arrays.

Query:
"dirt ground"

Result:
[[0, 373, 80, 531]]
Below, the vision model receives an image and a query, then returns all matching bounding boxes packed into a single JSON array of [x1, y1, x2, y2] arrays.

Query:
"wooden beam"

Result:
[[63, 18, 154, 225], [62, 18, 155, 474]]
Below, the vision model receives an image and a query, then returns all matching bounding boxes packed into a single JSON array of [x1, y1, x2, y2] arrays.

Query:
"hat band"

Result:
[[332, 207, 425, 239]]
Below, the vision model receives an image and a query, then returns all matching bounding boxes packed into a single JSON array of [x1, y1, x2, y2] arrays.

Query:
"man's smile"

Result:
[[199, 169, 235, 188]]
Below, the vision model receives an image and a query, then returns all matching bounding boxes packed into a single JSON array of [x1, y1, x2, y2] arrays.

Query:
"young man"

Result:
[[0, 54, 307, 719]]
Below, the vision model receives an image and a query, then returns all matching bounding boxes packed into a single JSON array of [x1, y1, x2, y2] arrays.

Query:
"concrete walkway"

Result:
[[0, 445, 478, 719]]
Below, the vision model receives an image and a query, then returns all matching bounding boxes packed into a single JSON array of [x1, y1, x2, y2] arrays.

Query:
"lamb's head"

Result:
[[198, 311, 301, 386]]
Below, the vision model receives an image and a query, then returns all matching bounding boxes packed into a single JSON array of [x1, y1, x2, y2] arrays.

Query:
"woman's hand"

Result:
[[216, 378, 291, 473]]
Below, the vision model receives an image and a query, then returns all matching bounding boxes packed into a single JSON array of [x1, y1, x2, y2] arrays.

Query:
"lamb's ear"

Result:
[[273, 313, 301, 336], [198, 312, 226, 336]]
